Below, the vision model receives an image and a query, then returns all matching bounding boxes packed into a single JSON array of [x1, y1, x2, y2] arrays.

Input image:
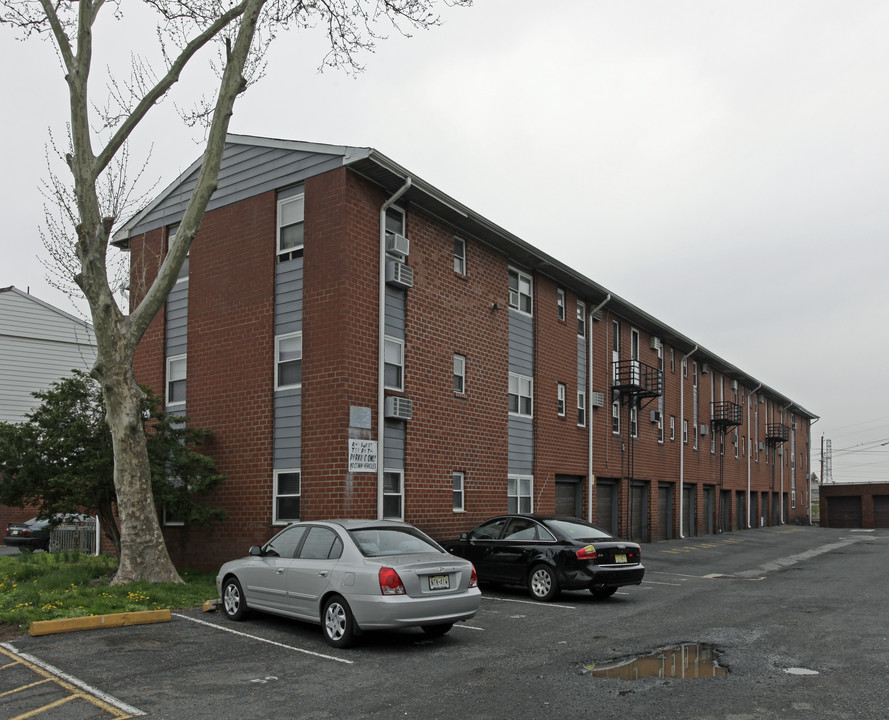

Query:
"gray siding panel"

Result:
[[274, 389, 302, 466], [275, 258, 303, 336], [384, 420, 405, 470], [132, 145, 344, 236], [508, 416, 534, 475], [508, 310, 534, 375], [384, 287, 406, 339], [577, 334, 587, 388], [165, 283, 188, 357]]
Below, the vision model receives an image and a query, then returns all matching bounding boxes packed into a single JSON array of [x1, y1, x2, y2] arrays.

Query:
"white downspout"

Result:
[[587, 294, 611, 523], [747, 383, 762, 528], [377, 178, 412, 519], [679, 345, 698, 539]]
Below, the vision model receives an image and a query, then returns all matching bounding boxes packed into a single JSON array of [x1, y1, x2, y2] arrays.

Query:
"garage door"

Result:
[[827, 496, 862, 528], [874, 496, 889, 528], [555, 476, 581, 517]]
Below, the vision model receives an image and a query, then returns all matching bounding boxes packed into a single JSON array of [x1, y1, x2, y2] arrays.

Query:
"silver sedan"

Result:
[[216, 519, 481, 648]]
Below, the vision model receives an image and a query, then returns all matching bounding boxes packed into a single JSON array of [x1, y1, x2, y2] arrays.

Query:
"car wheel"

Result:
[[421, 623, 454, 638], [527, 564, 560, 602], [590, 586, 618, 599], [221, 577, 248, 621], [322, 595, 356, 648]]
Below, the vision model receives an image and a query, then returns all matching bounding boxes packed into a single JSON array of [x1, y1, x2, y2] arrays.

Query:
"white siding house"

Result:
[[0, 286, 97, 423]]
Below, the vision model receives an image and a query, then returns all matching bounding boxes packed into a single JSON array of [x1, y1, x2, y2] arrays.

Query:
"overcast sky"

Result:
[[2, 0, 888, 482]]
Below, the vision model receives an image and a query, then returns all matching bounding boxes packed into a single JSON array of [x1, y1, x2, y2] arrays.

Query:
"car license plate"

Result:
[[614, 554, 627, 563], [11, 530, 19, 536], [429, 574, 450, 590]]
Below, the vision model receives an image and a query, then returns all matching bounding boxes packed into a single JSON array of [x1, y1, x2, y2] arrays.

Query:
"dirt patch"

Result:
[[0, 623, 27, 642]]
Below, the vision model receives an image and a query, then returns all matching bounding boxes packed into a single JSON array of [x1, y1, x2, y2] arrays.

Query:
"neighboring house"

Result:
[[0, 285, 97, 529], [0, 286, 96, 423], [114, 135, 817, 570]]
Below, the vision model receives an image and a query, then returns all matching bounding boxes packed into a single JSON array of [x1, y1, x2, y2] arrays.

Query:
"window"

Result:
[[557, 383, 566, 417], [670, 348, 675, 372], [383, 470, 403, 520], [657, 414, 664, 444], [384, 337, 404, 390], [275, 332, 302, 389], [630, 404, 638, 438], [454, 237, 466, 275], [508, 373, 533, 416], [166, 355, 186, 406], [683, 419, 689, 444], [273, 470, 301, 524], [168, 226, 189, 284], [277, 193, 305, 257], [162, 505, 184, 527], [670, 416, 675, 441], [508, 475, 533, 513], [577, 302, 586, 337], [612, 320, 620, 381], [508, 268, 532, 314], [577, 391, 586, 427], [299, 527, 343, 560], [612, 400, 620, 434], [386, 206, 405, 236], [453, 471, 465, 512], [693, 361, 698, 388], [266, 525, 307, 558], [557, 289, 566, 321], [454, 354, 466, 394], [683, 358, 688, 378]]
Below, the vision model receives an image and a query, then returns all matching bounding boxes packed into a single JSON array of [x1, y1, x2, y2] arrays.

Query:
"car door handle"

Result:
[[318, 571, 328, 577], [276, 568, 285, 575]]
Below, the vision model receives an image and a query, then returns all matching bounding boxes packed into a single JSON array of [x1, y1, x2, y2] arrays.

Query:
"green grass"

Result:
[[0, 552, 217, 629]]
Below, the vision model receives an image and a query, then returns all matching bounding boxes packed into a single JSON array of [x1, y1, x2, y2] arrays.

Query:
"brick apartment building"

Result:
[[115, 135, 817, 570]]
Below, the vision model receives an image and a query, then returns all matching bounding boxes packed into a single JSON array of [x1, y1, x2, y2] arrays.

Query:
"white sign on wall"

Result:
[[348, 439, 378, 473]]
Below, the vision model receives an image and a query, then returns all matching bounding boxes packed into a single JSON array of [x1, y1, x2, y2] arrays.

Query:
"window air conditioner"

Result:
[[650, 337, 661, 351], [731, 380, 738, 391], [591, 391, 605, 408], [385, 258, 414, 289], [385, 232, 410, 257], [759, 441, 765, 451], [650, 410, 661, 423], [591, 308, 604, 322], [701, 363, 710, 374], [384, 396, 413, 421], [700, 424, 708, 436]]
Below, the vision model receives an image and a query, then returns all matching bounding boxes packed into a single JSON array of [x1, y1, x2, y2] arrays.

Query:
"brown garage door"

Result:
[[874, 496, 889, 529], [827, 496, 862, 528]]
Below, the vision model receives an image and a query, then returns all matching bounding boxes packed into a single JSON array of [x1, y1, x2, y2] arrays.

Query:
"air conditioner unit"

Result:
[[758, 393, 765, 404], [700, 424, 708, 436], [759, 441, 765, 451], [591, 391, 605, 408], [650, 337, 661, 351], [792, 422, 797, 430], [733, 432, 739, 444], [385, 258, 414, 289], [384, 396, 413, 421], [591, 308, 604, 322], [650, 410, 661, 423], [385, 232, 410, 257], [731, 380, 738, 391], [701, 363, 710, 374]]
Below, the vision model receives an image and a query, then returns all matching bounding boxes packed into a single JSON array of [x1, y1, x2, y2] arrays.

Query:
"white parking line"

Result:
[[481, 596, 575, 609], [0, 642, 145, 717], [173, 614, 353, 665], [641, 580, 682, 586]]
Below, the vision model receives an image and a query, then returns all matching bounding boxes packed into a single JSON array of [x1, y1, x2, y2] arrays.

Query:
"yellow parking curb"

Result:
[[29, 609, 171, 636]]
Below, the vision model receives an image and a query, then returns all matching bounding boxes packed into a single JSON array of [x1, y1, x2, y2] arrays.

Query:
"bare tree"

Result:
[[0, 0, 470, 583]]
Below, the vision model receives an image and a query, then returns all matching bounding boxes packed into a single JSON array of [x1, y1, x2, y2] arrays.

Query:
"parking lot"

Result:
[[3, 526, 888, 719]]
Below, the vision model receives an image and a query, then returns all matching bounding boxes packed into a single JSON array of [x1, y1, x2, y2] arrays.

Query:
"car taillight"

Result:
[[469, 565, 478, 588], [21, 530, 33, 537], [576, 544, 597, 560], [379, 567, 406, 595]]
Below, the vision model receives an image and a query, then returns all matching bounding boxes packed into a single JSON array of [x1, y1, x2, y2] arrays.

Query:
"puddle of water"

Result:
[[785, 667, 819, 676], [587, 643, 728, 680]]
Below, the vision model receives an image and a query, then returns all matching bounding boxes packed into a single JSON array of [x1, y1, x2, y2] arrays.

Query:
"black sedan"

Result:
[[442, 515, 644, 602], [3, 514, 89, 552]]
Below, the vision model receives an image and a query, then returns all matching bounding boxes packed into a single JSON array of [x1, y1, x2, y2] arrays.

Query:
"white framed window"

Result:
[[508, 268, 532, 314], [275, 332, 303, 389], [166, 354, 187, 406], [693, 361, 698, 388], [557, 383, 566, 417], [612, 400, 620, 434], [670, 348, 675, 372], [670, 416, 675, 441], [383, 469, 403, 520], [277, 193, 305, 256], [507, 475, 533, 514], [557, 289, 566, 321], [452, 471, 465, 512], [657, 414, 664, 444], [508, 373, 533, 417], [384, 336, 404, 391], [386, 205, 405, 236], [577, 391, 586, 427], [162, 505, 184, 527], [454, 237, 466, 275], [454, 354, 466, 394], [630, 404, 638, 438], [683, 419, 689, 444], [577, 302, 585, 337], [273, 469, 301, 524], [683, 358, 688, 378], [612, 320, 621, 381]]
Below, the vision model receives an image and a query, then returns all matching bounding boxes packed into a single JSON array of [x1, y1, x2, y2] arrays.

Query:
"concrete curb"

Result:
[[29, 609, 171, 637]]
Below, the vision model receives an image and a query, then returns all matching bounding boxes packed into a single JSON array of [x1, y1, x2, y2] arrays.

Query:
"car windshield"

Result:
[[547, 519, 613, 542], [350, 528, 443, 557]]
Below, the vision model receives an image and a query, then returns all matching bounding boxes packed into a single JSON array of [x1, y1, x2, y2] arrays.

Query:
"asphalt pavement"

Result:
[[2, 525, 887, 719]]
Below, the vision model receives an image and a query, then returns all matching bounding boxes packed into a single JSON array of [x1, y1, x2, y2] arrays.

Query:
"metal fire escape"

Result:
[[710, 401, 743, 531], [612, 359, 663, 540], [765, 422, 791, 523]]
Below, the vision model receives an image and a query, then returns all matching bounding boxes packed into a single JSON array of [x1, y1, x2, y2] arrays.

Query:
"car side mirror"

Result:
[[460, 532, 468, 540], [249, 545, 263, 557]]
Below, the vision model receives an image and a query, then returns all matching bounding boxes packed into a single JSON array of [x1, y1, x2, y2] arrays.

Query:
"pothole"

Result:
[[586, 643, 728, 680]]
